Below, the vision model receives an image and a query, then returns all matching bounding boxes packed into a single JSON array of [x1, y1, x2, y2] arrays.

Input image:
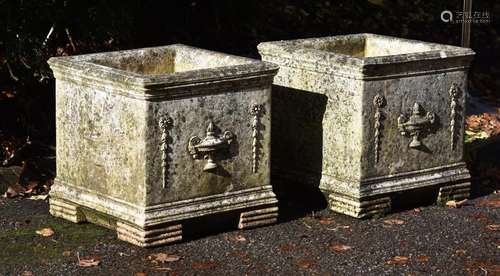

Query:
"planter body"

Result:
[[48, 45, 279, 246], [258, 34, 475, 218]]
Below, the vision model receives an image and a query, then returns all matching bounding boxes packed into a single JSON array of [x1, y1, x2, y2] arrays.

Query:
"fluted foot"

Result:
[[437, 182, 471, 204], [116, 221, 182, 248], [238, 206, 278, 229], [49, 197, 86, 223], [329, 193, 391, 218]]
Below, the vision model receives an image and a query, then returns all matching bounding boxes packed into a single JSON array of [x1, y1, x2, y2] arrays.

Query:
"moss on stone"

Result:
[[0, 214, 110, 269]]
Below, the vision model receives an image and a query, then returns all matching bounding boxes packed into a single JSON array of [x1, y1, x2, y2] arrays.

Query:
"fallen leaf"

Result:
[[225, 234, 247, 242], [4, 184, 26, 198], [479, 199, 500, 208], [150, 267, 172, 272], [21, 271, 33, 276], [296, 259, 316, 269], [318, 217, 335, 225], [416, 255, 430, 263], [383, 219, 405, 225], [148, 253, 181, 263], [62, 251, 71, 257], [386, 256, 409, 265], [25, 181, 39, 194], [78, 258, 100, 267], [29, 194, 48, 201], [455, 249, 467, 256], [413, 208, 421, 213], [280, 244, 296, 252], [471, 213, 491, 224], [330, 244, 353, 252], [225, 250, 248, 258], [134, 273, 147, 276], [36, 227, 55, 237], [446, 199, 468, 208], [486, 224, 500, 231], [192, 261, 217, 270]]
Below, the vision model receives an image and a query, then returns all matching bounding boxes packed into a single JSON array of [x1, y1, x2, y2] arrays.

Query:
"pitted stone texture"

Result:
[[259, 33, 474, 217], [48, 44, 279, 246]]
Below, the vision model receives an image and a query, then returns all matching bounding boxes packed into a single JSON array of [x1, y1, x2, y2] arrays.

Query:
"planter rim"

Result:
[[258, 33, 475, 68], [48, 44, 279, 91]]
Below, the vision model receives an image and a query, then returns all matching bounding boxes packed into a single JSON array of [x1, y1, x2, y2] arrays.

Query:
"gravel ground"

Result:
[[1, 139, 500, 275], [0, 185, 498, 276]]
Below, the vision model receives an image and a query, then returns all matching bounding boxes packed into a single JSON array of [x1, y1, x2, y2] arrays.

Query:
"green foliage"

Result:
[[0, 0, 498, 141]]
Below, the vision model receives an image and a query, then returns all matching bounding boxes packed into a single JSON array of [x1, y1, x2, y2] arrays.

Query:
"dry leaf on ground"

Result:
[[296, 259, 316, 269], [134, 273, 147, 276], [383, 219, 405, 225], [62, 251, 71, 257], [446, 199, 467, 208], [280, 244, 296, 252], [148, 252, 181, 263], [36, 227, 55, 237], [455, 249, 467, 256], [192, 261, 217, 270], [416, 255, 430, 263], [330, 244, 353, 252], [78, 258, 100, 267], [479, 199, 500, 208], [386, 256, 409, 265], [226, 234, 247, 242], [21, 271, 33, 276], [318, 217, 335, 225], [486, 224, 500, 231], [4, 184, 26, 198]]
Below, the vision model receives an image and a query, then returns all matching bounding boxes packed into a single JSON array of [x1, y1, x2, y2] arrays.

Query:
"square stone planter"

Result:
[[48, 44, 279, 246], [258, 34, 475, 218]]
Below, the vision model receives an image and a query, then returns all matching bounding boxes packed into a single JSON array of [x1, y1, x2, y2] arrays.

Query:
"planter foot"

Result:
[[238, 206, 278, 229], [437, 182, 471, 204], [116, 221, 182, 248], [329, 193, 391, 218], [49, 197, 86, 223]]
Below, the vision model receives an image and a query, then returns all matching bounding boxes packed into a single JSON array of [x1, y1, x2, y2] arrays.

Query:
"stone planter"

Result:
[[48, 45, 279, 246], [258, 34, 475, 218]]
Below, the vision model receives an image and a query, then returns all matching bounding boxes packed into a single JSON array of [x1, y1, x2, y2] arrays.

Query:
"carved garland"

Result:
[[373, 94, 385, 163], [449, 83, 459, 150], [159, 115, 173, 188], [251, 104, 265, 173]]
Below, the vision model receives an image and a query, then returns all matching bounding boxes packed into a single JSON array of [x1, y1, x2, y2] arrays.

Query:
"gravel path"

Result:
[[0, 185, 498, 275], [1, 139, 500, 275]]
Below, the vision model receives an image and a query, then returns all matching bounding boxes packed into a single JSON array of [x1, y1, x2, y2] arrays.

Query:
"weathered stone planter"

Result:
[[48, 45, 279, 246], [258, 34, 475, 218]]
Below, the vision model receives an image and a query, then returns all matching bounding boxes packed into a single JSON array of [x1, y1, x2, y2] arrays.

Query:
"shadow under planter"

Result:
[[271, 86, 329, 220]]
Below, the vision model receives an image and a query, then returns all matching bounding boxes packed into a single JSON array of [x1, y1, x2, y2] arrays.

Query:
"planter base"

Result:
[[437, 182, 471, 204], [325, 183, 471, 219], [49, 180, 278, 247], [328, 194, 391, 219], [116, 221, 182, 247], [238, 206, 278, 229]]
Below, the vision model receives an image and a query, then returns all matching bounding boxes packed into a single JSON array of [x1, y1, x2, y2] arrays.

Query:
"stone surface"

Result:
[[258, 33, 475, 218], [48, 44, 279, 246]]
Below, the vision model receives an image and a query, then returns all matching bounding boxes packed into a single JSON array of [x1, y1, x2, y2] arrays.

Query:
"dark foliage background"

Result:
[[0, 0, 499, 147]]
